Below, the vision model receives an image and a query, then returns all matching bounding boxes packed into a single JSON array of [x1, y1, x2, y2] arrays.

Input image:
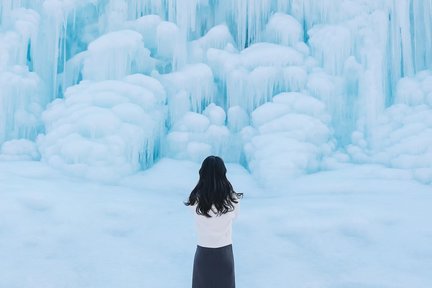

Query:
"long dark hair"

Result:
[[185, 155, 243, 217]]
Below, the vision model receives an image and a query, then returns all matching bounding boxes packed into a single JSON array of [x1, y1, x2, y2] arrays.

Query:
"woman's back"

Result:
[[192, 201, 239, 248]]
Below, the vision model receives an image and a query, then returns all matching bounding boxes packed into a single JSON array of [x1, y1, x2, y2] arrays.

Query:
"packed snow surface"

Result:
[[0, 159, 431, 288]]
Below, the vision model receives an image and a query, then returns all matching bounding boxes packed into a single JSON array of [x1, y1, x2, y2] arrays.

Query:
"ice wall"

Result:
[[0, 0, 431, 183]]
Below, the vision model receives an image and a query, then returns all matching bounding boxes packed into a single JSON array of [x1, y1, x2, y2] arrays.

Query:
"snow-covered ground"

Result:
[[1, 159, 431, 288]]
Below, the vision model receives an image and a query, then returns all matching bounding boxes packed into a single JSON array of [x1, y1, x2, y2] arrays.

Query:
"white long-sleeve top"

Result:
[[191, 200, 240, 248]]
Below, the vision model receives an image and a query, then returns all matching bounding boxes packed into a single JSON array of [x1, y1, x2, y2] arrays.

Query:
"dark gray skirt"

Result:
[[192, 244, 235, 288]]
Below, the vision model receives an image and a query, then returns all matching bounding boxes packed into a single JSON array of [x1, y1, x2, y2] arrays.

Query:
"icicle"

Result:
[[228, 71, 249, 111], [62, 51, 86, 90], [227, 106, 249, 133], [275, 0, 291, 13], [357, 10, 388, 139], [0, 66, 43, 143], [127, 0, 165, 19], [160, 63, 215, 126], [0, 0, 25, 26], [389, 0, 414, 78], [247, 66, 278, 112], [30, 0, 66, 104], [167, 0, 199, 35], [166, 0, 200, 69], [302, 0, 340, 28], [82, 30, 152, 81], [410, 0, 432, 72], [226, 68, 248, 111], [228, 0, 273, 48], [98, 0, 128, 33], [308, 25, 351, 76], [0, 8, 39, 68], [278, 66, 308, 92]]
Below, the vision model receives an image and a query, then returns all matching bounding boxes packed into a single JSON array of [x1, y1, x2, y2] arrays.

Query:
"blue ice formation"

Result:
[[0, 0, 432, 183]]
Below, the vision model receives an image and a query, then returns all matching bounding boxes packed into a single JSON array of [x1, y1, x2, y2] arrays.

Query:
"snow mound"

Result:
[[156, 21, 181, 61], [349, 72, 432, 184], [243, 92, 335, 186], [190, 24, 235, 63], [37, 78, 166, 180], [395, 71, 432, 106], [240, 43, 304, 70], [348, 104, 432, 184], [263, 13, 303, 47], [0, 139, 39, 161], [166, 103, 229, 162], [123, 15, 162, 52], [227, 106, 249, 133]]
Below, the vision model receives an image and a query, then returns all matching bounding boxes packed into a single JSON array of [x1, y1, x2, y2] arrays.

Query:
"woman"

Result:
[[185, 155, 243, 288]]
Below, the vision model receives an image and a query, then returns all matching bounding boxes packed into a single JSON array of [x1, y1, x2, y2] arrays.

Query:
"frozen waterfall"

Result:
[[1, 0, 431, 183]]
